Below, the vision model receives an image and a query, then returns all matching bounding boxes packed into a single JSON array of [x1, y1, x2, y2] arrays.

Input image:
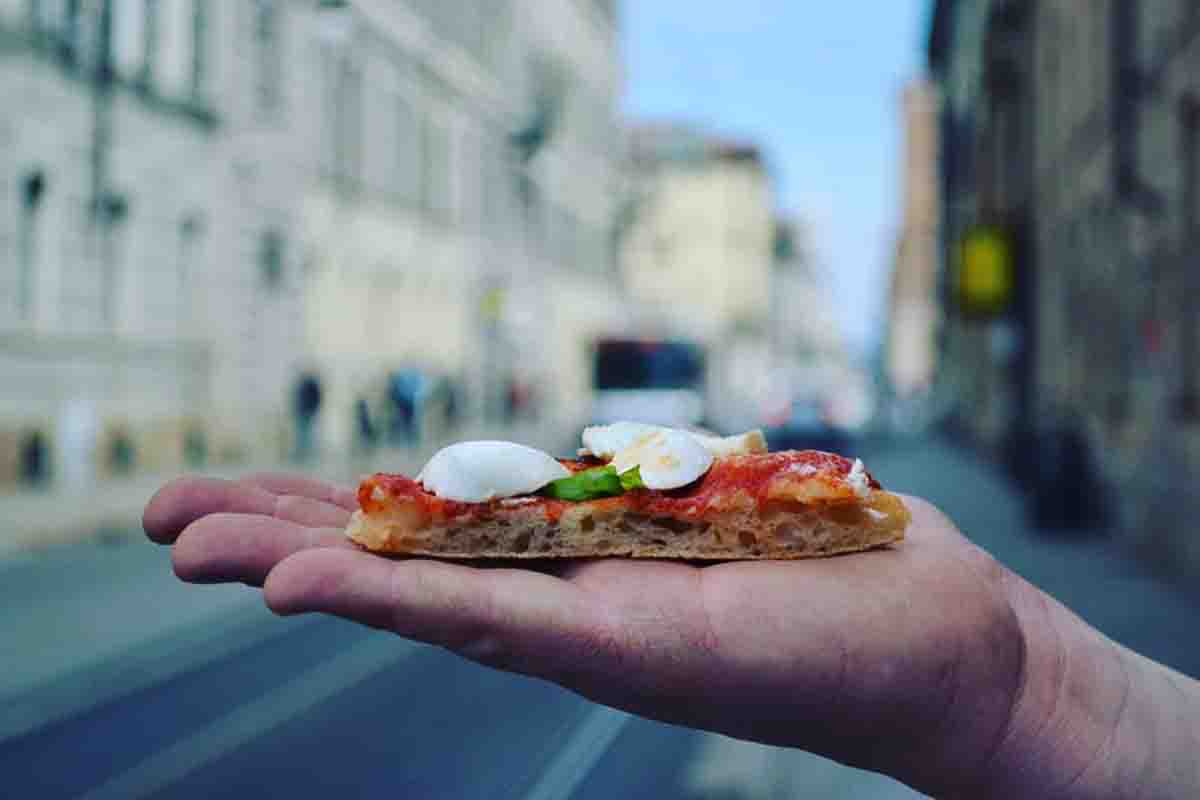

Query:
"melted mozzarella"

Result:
[[845, 458, 870, 498], [582, 422, 767, 460], [610, 428, 713, 490], [417, 441, 569, 502], [691, 429, 767, 458], [580, 421, 664, 460]]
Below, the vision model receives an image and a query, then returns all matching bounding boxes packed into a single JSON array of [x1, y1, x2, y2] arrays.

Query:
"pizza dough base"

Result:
[[345, 489, 909, 560]]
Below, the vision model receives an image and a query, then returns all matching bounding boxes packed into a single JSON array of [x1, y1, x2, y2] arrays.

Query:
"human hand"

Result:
[[144, 473, 1196, 799]]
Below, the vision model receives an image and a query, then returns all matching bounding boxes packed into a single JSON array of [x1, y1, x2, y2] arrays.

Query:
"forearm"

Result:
[[1105, 643, 1200, 798], [965, 574, 1200, 800]]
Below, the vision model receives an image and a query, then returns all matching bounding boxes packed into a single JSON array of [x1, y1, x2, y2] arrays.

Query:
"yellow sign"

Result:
[[958, 225, 1014, 316], [480, 287, 506, 321]]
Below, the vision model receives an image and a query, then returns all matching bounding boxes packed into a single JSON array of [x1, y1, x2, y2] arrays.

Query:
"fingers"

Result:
[[144, 475, 355, 544], [242, 473, 358, 511], [173, 513, 352, 586], [269, 494, 354, 528], [263, 549, 612, 677], [145, 477, 276, 544]]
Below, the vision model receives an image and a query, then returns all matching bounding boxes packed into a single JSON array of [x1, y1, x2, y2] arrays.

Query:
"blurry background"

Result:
[[2, 2, 1200, 799]]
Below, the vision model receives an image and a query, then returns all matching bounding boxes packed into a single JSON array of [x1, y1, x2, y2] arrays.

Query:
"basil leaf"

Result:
[[618, 466, 645, 491], [543, 466, 625, 501]]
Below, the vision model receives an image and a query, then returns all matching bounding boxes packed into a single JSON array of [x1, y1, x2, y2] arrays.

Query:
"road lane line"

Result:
[[0, 603, 298, 744], [523, 705, 632, 800], [76, 634, 418, 800]]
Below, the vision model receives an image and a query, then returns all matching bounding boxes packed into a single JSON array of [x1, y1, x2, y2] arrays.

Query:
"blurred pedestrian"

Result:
[[387, 374, 416, 444], [354, 396, 377, 454], [20, 429, 49, 487], [292, 373, 322, 463]]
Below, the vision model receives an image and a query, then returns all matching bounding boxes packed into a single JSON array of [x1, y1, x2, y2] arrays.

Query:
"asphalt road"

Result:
[[1, 545, 914, 800], [5, 436, 1199, 799]]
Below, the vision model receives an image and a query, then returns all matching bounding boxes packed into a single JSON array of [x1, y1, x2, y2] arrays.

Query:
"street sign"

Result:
[[957, 224, 1015, 318], [480, 287, 506, 322]]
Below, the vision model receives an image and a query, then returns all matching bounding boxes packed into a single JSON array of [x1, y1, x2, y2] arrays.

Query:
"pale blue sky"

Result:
[[621, 1, 929, 355]]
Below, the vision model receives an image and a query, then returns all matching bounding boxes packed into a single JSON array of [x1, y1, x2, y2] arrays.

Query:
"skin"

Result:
[[144, 473, 1200, 799]]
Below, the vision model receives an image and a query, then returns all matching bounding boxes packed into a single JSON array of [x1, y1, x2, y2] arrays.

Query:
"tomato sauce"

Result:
[[360, 450, 878, 522]]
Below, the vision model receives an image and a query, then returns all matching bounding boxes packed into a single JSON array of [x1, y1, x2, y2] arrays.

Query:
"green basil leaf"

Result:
[[618, 466, 645, 491], [543, 466, 625, 501]]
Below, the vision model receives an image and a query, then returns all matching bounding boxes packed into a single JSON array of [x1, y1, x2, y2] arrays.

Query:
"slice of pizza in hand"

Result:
[[345, 422, 909, 560]]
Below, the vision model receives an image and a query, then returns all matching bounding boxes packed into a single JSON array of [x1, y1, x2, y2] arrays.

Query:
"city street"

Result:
[[4, 436, 1200, 799]]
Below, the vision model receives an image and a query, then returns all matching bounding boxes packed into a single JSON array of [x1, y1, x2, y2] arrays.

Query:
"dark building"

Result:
[[928, 0, 1200, 563]]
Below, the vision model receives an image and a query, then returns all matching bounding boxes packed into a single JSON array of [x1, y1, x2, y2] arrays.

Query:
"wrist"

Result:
[[968, 573, 1200, 799]]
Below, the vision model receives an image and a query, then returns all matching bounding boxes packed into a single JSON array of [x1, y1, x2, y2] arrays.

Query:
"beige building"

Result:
[[0, 0, 309, 486], [621, 125, 774, 337], [302, 0, 629, 446], [0, 0, 628, 490], [885, 78, 942, 421], [619, 124, 776, 429]]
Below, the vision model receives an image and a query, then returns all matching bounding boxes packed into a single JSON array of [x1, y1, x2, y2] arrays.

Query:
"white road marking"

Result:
[[0, 602, 293, 744], [523, 704, 632, 800], [77, 634, 418, 800]]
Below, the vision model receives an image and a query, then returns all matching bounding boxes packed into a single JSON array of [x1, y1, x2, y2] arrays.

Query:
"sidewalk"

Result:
[[865, 436, 1200, 679], [0, 421, 569, 558]]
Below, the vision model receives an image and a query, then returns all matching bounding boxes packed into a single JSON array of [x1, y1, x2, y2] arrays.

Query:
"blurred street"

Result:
[[5, 1, 1200, 796], [5, 434, 1200, 799]]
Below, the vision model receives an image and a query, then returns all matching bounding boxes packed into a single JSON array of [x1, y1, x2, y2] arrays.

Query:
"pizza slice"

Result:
[[345, 423, 909, 560]]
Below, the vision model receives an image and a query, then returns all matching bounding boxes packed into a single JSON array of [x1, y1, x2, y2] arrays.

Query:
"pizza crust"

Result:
[[345, 488, 908, 560]]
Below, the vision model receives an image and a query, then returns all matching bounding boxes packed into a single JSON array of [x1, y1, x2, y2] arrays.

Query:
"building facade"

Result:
[[619, 123, 777, 430], [769, 218, 864, 428], [884, 78, 943, 430], [0, 0, 302, 486], [301, 0, 629, 447], [929, 1, 1200, 561], [0, 0, 627, 489]]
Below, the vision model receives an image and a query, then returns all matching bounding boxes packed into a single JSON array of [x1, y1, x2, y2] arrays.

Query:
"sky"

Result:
[[621, 0, 930, 356]]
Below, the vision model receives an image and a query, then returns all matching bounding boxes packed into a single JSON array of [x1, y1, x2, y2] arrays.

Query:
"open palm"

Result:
[[145, 472, 1033, 795]]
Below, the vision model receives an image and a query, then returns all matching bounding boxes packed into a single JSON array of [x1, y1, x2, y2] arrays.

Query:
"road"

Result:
[[4, 436, 1200, 798]]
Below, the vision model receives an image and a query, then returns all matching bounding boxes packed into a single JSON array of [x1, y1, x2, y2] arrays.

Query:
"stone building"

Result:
[[0, 0, 627, 489], [929, 1, 1200, 559], [0, 0, 302, 486], [619, 123, 777, 430], [302, 0, 628, 448]]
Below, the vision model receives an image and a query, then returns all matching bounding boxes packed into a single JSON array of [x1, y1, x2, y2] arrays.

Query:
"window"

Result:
[[422, 113, 451, 220], [456, 124, 480, 230], [140, 0, 159, 88], [318, 44, 338, 178], [253, 0, 282, 115], [259, 229, 285, 289], [58, 0, 81, 65], [177, 214, 203, 334], [332, 54, 362, 190], [481, 137, 510, 234], [17, 169, 47, 323], [394, 95, 422, 206], [98, 191, 130, 329], [190, 0, 208, 99]]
